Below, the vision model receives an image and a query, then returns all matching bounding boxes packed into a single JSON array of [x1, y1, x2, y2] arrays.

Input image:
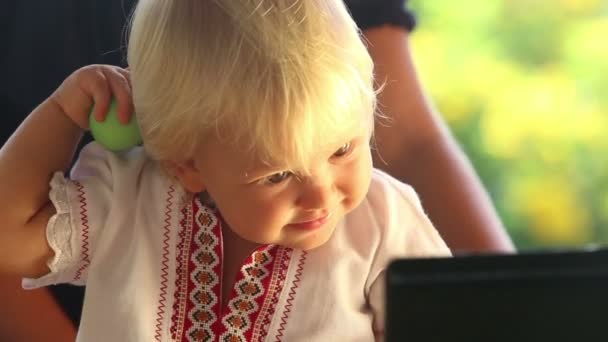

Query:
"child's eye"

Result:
[[332, 142, 352, 157], [265, 171, 292, 184]]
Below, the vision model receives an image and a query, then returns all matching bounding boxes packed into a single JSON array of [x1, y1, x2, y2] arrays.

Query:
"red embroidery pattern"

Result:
[[73, 181, 90, 282], [171, 198, 223, 341], [219, 246, 291, 341], [155, 185, 175, 341], [250, 247, 292, 341], [187, 202, 222, 341], [275, 251, 307, 342], [169, 199, 194, 340], [169, 197, 296, 341]]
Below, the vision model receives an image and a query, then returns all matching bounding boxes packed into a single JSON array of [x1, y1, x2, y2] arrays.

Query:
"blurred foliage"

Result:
[[409, 0, 608, 249]]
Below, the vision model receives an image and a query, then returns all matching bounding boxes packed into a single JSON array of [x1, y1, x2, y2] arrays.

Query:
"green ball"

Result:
[[89, 100, 142, 152]]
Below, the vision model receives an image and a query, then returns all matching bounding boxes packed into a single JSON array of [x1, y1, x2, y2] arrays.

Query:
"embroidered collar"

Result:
[[168, 196, 299, 341]]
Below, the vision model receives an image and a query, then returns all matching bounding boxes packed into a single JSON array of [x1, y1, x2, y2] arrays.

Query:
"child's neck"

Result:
[[221, 221, 261, 260], [220, 218, 262, 308]]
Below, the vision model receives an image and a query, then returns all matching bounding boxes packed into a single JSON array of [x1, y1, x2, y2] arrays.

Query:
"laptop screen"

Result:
[[386, 248, 608, 342]]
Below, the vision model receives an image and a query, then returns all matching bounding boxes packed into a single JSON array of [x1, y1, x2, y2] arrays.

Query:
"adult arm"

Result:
[[364, 25, 515, 253]]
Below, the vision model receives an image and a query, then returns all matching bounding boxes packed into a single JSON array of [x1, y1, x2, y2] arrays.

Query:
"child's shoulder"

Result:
[[70, 142, 177, 198], [337, 168, 449, 259], [365, 168, 423, 212], [74, 141, 151, 168], [341, 168, 425, 235], [73, 142, 159, 178]]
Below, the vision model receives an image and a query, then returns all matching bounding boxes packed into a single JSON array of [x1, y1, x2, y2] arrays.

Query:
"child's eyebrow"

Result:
[[239, 132, 367, 181], [242, 165, 289, 180], [239, 160, 287, 180]]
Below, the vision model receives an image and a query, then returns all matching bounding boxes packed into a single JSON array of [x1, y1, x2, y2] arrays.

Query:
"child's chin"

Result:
[[287, 228, 335, 251]]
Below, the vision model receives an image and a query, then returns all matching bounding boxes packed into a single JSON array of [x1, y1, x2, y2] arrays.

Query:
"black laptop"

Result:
[[386, 248, 608, 342]]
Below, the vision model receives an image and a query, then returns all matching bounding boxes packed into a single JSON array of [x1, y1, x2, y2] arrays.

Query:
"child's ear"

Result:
[[162, 159, 206, 193]]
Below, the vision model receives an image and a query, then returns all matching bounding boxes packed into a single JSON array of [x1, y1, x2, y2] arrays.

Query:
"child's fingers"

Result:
[[81, 67, 113, 123], [115, 67, 132, 92], [101, 66, 134, 125]]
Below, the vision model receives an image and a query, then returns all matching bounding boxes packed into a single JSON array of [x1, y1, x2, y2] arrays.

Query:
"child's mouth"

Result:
[[289, 212, 332, 230]]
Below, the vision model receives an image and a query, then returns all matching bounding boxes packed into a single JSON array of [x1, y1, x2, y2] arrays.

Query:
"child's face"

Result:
[[187, 128, 372, 251]]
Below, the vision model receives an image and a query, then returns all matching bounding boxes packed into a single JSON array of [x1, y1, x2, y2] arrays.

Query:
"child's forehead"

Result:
[[200, 113, 370, 177], [242, 127, 366, 172]]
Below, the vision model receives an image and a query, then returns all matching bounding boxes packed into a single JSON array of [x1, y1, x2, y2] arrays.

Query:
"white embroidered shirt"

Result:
[[24, 143, 450, 341]]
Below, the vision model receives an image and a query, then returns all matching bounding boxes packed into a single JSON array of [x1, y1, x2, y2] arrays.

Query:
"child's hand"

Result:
[[50, 65, 133, 130]]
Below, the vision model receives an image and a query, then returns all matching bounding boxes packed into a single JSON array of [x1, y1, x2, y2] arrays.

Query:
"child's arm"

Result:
[[0, 65, 132, 278], [0, 274, 76, 341]]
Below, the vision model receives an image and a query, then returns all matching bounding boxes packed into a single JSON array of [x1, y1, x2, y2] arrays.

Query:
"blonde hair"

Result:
[[128, 0, 377, 171]]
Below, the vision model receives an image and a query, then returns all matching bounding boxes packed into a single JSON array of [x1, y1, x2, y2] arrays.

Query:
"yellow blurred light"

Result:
[[480, 65, 607, 159], [559, 0, 604, 14], [508, 177, 592, 245]]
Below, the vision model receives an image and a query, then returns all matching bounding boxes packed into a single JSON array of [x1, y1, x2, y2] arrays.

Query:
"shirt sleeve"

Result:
[[22, 142, 148, 289], [344, 0, 416, 32], [364, 170, 451, 338]]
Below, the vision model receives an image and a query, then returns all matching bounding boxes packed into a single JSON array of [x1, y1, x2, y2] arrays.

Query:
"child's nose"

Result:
[[296, 176, 336, 210]]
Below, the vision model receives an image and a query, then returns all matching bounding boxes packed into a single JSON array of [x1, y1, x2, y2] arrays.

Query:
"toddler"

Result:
[[0, 0, 449, 340]]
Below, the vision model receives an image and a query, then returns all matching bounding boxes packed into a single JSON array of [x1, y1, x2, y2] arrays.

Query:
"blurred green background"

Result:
[[409, 0, 608, 250]]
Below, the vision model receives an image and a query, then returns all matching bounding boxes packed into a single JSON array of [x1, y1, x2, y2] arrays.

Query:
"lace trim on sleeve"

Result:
[[45, 171, 75, 273]]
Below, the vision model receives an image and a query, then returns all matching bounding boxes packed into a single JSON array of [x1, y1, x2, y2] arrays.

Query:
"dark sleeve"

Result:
[[343, 0, 416, 32], [1, 0, 136, 146]]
